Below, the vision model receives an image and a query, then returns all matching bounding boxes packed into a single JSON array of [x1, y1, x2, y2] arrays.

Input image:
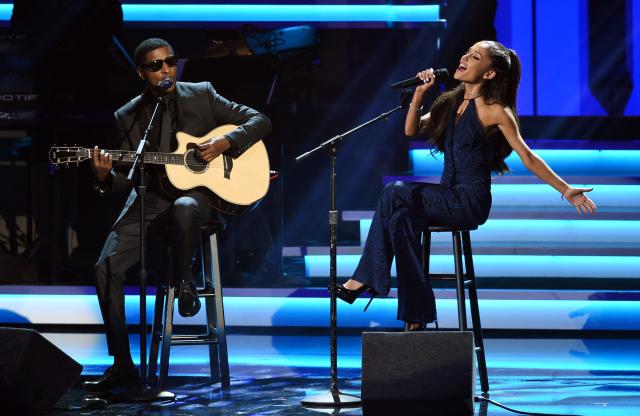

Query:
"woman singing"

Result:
[[333, 41, 596, 331]]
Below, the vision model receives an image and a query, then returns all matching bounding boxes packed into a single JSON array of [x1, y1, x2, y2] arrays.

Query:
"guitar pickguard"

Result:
[[223, 155, 233, 179]]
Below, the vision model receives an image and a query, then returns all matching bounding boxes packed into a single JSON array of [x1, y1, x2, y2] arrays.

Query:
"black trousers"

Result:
[[94, 190, 211, 366], [353, 181, 484, 324]]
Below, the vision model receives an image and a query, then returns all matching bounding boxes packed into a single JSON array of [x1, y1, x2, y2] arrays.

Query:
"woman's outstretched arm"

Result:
[[492, 106, 597, 215]]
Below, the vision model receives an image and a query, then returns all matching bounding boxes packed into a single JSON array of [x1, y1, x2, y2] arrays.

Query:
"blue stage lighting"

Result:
[[4, 293, 640, 332], [0, 3, 11, 20], [304, 253, 640, 278], [119, 4, 441, 22], [0, 4, 443, 23], [410, 149, 640, 176]]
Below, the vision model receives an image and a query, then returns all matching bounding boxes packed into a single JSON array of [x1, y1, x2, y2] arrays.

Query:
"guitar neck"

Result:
[[89, 149, 183, 166]]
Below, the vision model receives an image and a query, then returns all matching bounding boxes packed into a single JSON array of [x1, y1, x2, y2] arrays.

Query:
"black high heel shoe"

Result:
[[331, 283, 378, 311]]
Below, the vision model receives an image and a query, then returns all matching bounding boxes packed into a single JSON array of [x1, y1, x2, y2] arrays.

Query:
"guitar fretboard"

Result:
[[88, 149, 184, 166]]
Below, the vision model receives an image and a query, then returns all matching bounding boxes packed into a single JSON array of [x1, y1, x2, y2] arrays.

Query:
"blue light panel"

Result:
[[121, 4, 441, 22], [358, 219, 640, 244], [410, 149, 640, 176], [536, 0, 605, 115], [0, 4, 442, 23], [488, 184, 640, 207], [5, 294, 640, 331], [495, 0, 535, 115], [305, 254, 640, 278], [0, 4, 10, 20], [358, 210, 640, 245], [74, 332, 640, 372], [626, 0, 640, 114]]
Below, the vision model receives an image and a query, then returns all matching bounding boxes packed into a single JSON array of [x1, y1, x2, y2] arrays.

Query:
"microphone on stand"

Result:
[[390, 68, 449, 89], [155, 78, 174, 105]]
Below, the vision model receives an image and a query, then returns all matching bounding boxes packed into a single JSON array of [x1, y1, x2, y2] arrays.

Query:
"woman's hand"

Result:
[[405, 68, 435, 136], [415, 68, 436, 94], [563, 187, 597, 215]]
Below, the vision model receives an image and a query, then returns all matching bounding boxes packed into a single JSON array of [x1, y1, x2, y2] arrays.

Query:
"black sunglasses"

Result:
[[141, 56, 178, 72]]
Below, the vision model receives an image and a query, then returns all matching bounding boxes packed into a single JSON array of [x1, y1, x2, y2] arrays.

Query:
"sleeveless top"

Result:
[[441, 98, 498, 189], [439, 98, 499, 223]]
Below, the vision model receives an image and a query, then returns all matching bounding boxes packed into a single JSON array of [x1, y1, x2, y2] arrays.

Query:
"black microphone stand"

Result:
[[297, 91, 413, 408], [114, 95, 174, 402]]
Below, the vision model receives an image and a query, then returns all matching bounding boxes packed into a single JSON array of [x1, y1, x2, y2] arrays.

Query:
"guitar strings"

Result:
[[72, 149, 230, 168]]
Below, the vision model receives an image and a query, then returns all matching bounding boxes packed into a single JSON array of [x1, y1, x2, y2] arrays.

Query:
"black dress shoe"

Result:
[[178, 279, 201, 317], [82, 365, 140, 392]]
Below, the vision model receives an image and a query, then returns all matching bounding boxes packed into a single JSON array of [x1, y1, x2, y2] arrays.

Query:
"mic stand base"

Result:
[[301, 389, 361, 408], [112, 385, 176, 403]]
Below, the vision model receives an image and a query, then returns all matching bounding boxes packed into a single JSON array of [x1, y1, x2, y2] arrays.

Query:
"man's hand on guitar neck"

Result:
[[197, 136, 232, 162], [92, 146, 113, 182]]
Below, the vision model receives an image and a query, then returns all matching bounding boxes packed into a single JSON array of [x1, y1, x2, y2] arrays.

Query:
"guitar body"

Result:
[[163, 125, 270, 215]]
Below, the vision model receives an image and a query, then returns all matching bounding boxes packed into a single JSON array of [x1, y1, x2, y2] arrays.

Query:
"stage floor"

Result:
[[35, 332, 640, 415]]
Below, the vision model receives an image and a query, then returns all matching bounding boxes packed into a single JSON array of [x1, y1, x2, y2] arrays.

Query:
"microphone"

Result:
[[390, 68, 449, 89], [157, 77, 174, 91]]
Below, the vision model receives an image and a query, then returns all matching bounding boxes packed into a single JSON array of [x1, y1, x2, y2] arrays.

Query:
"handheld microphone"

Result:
[[390, 68, 449, 89], [157, 77, 174, 91]]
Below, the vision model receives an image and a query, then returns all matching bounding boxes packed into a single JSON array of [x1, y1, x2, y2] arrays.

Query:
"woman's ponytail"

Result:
[[506, 48, 521, 115], [481, 42, 522, 175]]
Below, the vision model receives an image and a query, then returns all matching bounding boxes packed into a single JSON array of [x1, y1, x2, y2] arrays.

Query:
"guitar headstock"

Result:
[[49, 146, 88, 168]]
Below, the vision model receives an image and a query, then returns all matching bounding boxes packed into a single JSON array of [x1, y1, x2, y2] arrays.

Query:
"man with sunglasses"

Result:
[[84, 38, 271, 391]]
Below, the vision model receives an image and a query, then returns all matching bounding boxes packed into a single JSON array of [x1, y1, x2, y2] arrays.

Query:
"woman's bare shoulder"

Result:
[[477, 99, 512, 125]]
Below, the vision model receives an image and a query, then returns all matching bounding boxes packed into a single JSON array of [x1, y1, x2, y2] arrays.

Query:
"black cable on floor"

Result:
[[475, 396, 580, 416]]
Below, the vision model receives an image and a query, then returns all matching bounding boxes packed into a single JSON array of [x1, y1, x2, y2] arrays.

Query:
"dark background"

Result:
[[0, 0, 487, 287], [1, 0, 636, 287]]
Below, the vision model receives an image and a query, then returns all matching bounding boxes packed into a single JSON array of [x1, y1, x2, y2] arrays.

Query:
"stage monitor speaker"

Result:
[[362, 331, 475, 415], [0, 327, 83, 411]]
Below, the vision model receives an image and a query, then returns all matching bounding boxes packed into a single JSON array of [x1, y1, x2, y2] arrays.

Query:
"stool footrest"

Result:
[[428, 275, 456, 281], [197, 288, 216, 297], [171, 333, 217, 340], [198, 293, 216, 298], [170, 334, 219, 345], [166, 287, 214, 295], [428, 274, 474, 284], [170, 339, 220, 346]]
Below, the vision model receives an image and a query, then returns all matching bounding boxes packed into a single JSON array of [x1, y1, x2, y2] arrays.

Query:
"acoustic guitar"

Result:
[[48, 124, 270, 215]]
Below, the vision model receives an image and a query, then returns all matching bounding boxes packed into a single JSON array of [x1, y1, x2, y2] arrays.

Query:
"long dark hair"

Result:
[[424, 41, 521, 174]]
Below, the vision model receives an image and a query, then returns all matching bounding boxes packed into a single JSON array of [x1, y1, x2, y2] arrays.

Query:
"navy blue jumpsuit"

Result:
[[352, 98, 498, 323]]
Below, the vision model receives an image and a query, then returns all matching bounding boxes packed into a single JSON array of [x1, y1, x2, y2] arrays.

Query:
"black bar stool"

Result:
[[422, 225, 489, 393], [148, 221, 230, 389]]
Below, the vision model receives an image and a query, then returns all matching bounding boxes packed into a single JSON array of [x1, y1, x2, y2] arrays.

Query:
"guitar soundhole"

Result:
[[183, 149, 209, 173]]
